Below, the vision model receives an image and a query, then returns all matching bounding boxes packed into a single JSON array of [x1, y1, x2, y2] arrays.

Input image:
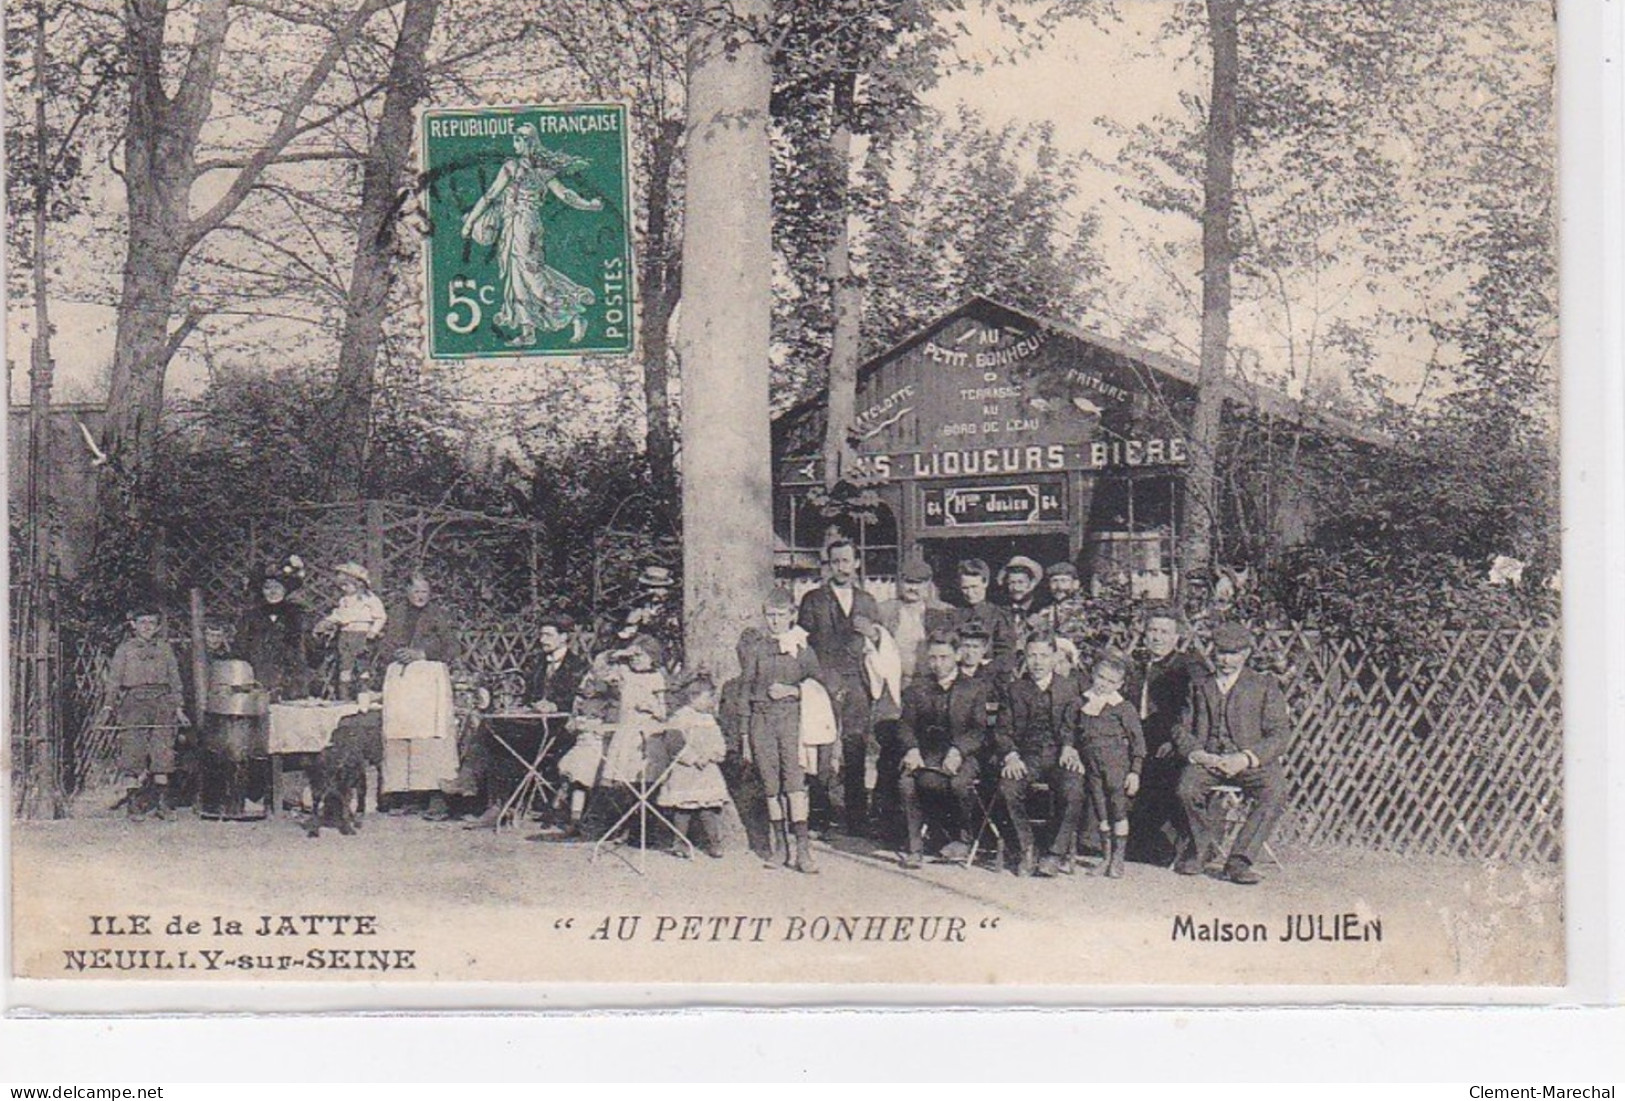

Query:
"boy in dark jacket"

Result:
[[1078, 654, 1146, 878], [993, 634, 1085, 876]]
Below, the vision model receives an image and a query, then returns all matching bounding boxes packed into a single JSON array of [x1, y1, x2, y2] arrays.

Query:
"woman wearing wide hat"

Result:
[[234, 556, 312, 701]]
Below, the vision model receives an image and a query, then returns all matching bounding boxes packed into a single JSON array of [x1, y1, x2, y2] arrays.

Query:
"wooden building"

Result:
[[772, 297, 1377, 598]]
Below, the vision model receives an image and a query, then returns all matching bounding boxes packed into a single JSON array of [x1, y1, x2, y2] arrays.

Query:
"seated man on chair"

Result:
[[1174, 622, 1293, 885], [442, 614, 587, 825], [993, 633, 1086, 877], [897, 632, 990, 869]]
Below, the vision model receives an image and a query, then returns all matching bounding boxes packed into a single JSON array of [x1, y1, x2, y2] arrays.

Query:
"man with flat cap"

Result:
[[878, 558, 954, 684], [1174, 622, 1294, 885], [1031, 561, 1089, 677]]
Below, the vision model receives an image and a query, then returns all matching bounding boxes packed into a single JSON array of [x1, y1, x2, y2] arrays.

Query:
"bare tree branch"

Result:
[[186, 0, 398, 247]]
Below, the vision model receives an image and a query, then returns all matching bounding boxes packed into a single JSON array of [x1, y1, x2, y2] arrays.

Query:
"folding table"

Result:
[[483, 709, 564, 832]]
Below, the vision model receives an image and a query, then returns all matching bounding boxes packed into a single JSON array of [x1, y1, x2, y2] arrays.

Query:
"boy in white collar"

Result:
[[1078, 654, 1146, 878]]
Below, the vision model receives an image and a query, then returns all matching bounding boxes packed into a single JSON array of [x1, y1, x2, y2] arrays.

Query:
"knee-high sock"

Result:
[[787, 790, 810, 823]]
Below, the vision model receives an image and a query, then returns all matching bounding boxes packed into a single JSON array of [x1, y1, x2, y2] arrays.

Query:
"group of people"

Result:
[[100, 543, 1292, 886], [725, 540, 1292, 884], [103, 556, 464, 819]]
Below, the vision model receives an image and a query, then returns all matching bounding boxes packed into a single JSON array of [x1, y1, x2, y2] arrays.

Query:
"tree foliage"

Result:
[[854, 107, 1102, 359]]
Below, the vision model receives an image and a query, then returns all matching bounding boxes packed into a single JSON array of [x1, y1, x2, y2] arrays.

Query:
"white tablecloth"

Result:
[[266, 700, 363, 755]]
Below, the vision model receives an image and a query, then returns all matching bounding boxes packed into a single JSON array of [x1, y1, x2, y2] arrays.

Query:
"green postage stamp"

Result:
[[421, 104, 633, 359]]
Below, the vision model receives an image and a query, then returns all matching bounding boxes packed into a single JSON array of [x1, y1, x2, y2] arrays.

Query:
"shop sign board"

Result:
[[922, 481, 1067, 527]]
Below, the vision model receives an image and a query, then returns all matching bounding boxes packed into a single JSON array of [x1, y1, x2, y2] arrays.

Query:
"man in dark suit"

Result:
[[896, 632, 990, 868], [524, 616, 591, 713], [1126, 607, 1209, 864], [1174, 622, 1293, 885], [797, 538, 882, 835], [442, 614, 587, 827], [994, 634, 1086, 876], [951, 558, 1019, 680]]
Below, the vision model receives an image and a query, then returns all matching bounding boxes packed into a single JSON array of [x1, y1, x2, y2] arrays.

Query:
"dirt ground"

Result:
[[9, 786, 1564, 996]]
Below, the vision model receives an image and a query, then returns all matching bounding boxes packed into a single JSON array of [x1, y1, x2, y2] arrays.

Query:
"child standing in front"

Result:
[[658, 673, 729, 859], [312, 562, 386, 699], [1078, 654, 1146, 878], [102, 602, 188, 819]]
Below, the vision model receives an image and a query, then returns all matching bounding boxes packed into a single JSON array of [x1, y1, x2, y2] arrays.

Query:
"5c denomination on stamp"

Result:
[[421, 104, 633, 360]]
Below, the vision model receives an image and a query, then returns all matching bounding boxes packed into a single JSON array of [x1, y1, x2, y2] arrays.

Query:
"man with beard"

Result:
[[1175, 622, 1293, 885]]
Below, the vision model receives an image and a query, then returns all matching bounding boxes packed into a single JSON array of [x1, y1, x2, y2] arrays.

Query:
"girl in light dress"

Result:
[[658, 674, 729, 859]]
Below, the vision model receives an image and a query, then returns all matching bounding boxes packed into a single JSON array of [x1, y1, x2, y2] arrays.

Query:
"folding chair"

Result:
[[590, 728, 693, 874], [964, 778, 1005, 868], [1209, 784, 1284, 870]]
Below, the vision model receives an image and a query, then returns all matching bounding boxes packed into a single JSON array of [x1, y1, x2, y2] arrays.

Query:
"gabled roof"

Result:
[[776, 295, 1386, 447]]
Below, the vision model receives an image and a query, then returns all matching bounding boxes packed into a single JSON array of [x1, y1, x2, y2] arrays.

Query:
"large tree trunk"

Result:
[[1180, 0, 1239, 593], [329, 0, 439, 499], [678, 0, 774, 678], [821, 71, 861, 488], [100, 0, 227, 493], [99, 0, 384, 514], [639, 117, 684, 501]]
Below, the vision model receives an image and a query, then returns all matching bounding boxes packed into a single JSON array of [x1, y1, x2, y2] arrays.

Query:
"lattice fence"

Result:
[[155, 500, 548, 619], [50, 604, 1562, 861], [1265, 626, 1562, 862]]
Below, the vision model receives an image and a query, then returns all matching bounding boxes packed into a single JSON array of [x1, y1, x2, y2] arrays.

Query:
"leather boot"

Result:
[[1106, 834, 1127, 878], [793, 821, 819, 874], [764, 820, 788, 869]]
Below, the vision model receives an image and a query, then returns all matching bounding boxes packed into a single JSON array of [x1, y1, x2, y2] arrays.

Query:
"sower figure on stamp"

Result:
[[1174, 622, 1293, 886], [1125, 606, 1208, 865], [460, 123, 604, 347], [993, 634, 1086, 877], [796, 538, 881, 837], [744, 588, 824, 873], [896, 631, 990, 869]]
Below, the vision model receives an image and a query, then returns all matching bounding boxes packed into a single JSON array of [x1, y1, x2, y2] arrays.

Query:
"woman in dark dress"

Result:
[[234, 558, 311, 700]]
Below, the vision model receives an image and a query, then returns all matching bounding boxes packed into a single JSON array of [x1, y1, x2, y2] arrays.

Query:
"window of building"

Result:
[[1084, 475, 1178, 600], [774, 492, 899, 585]]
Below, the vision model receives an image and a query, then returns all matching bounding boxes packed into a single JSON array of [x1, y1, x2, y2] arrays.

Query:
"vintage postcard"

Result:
[[4, 0, 1586, 1006]]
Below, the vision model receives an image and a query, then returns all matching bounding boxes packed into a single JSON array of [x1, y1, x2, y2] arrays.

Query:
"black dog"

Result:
[[306, 736, 368, 838], [330, 712, 384, 813]]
